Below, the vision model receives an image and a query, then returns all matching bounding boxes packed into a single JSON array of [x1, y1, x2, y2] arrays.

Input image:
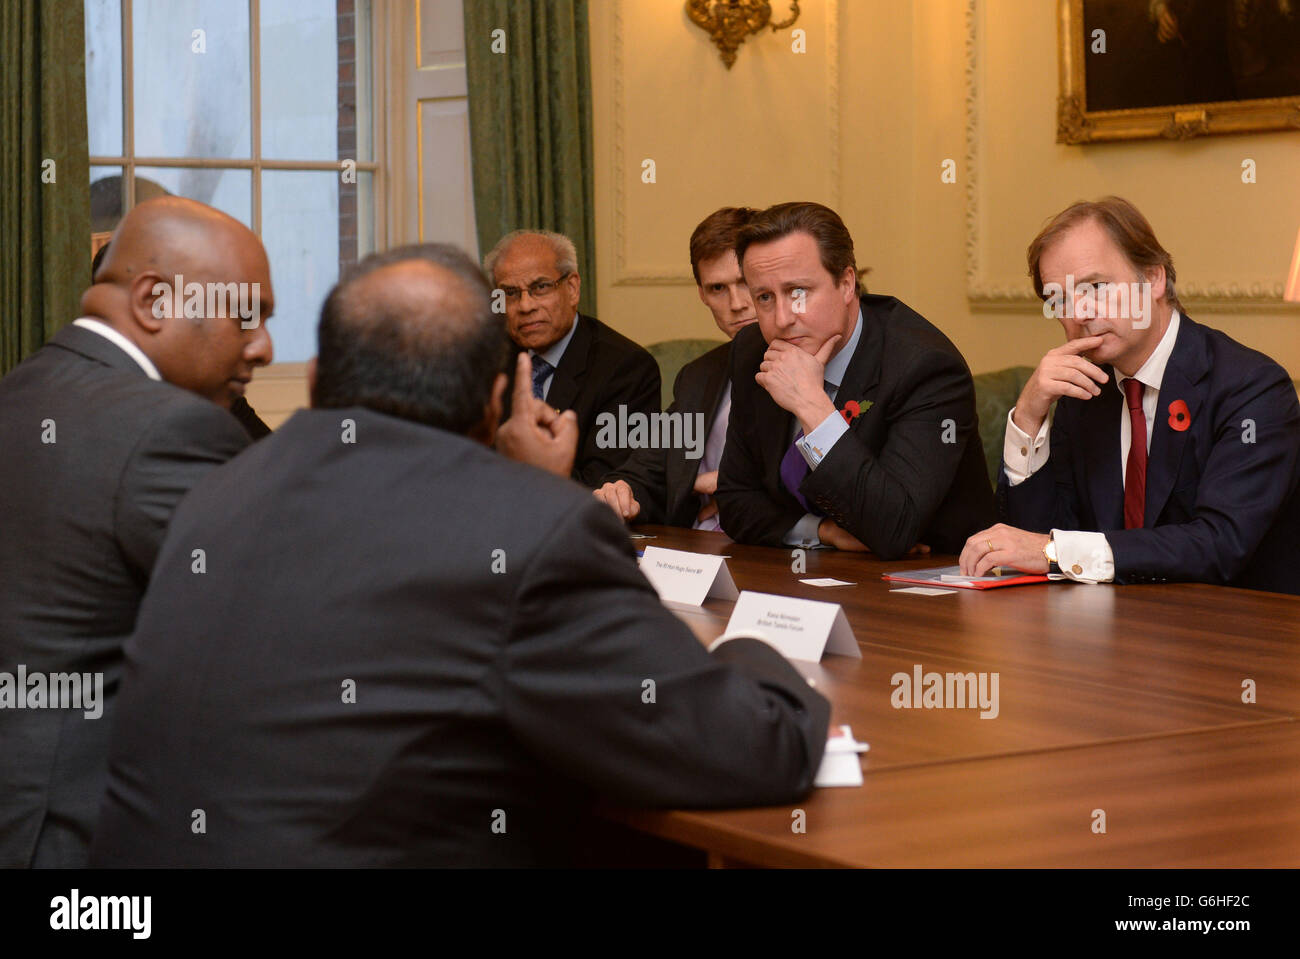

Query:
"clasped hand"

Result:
[[756, 335, 841, 434]]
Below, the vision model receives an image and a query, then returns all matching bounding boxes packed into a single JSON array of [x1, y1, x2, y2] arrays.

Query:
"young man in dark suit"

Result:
[[91, 244, 830, 868], [0, 196, 275, 868], [486, 229, 661, 486], [594, 206, 758, 530], [716, 201, 994, 558], [961, 196, 1300, 594]]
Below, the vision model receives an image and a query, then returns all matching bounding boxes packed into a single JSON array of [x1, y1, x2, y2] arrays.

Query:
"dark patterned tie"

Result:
[[1123, 377, 1147, 530], [530, 355, 554, 400]]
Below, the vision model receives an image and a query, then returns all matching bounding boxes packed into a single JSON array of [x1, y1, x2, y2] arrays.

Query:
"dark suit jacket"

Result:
[[601, 341, 731, 527], [91, 407, 830, 867], [999, 314, 1300, 593], [504, 314, 661, 487], [0, 325, 251, 867], [717, 295, 995, 558]]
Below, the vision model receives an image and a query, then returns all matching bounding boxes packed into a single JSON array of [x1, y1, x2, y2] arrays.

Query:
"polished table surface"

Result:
[[603, 526, 1300, 867]]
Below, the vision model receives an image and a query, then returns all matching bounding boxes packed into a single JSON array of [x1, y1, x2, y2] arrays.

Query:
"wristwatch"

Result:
[[1042, 534, 1062, 576]]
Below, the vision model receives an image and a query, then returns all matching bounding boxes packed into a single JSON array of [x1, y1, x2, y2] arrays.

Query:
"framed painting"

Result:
[[1057, 0, 1300, 142]]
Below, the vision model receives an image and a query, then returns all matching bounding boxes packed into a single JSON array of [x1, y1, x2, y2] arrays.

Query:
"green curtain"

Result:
[[463, 0, 596, 315], [0, 0, 91, 374]]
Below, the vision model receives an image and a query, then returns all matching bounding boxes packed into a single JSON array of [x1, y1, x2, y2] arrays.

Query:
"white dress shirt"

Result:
[[72, 317, 162, 380], [1002, 311, 1182, 582]]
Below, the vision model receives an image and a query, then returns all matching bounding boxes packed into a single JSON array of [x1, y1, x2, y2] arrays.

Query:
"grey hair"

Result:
[[482, 229, 579, 283]]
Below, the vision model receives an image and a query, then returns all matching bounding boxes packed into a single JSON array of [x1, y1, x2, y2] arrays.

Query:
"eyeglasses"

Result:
[[499, 272, 571, 301]]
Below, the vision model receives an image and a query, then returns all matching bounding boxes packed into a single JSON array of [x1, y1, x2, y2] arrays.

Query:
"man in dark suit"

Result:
[[0, 196, 275, 868], [91, 243, 830, 868], [961, 196, 1300, 594], [594, 206, 758, 529], [485, 229, 661, 486], [716, 201, 994, 559]]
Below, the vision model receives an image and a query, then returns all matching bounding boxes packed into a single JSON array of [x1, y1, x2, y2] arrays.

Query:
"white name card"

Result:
[[638, 546, 739, 606], [717, 590, 861, 663]]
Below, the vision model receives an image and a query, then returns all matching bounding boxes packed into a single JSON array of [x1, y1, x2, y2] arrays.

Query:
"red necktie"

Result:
[[1123, 378, 1147, 530]]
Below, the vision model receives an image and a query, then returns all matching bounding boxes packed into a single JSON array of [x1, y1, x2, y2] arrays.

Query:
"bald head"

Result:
[[311, 244, 508, 436], [81, 196, 274, 409], [90, 196, 263, 288], [331, 259, 484, 356]]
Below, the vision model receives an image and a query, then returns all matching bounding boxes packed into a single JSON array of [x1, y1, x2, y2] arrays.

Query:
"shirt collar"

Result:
[[823, 307, 863, 389], [72, 318, 162, 381], [532, 313, 579, 371], [1116, 309, 1181, 395]]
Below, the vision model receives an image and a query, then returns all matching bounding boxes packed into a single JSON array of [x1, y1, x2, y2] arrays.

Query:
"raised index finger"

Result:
[[512, 351, 536, 410]]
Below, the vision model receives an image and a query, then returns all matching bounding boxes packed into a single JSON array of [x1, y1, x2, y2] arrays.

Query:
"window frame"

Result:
[[88, 0, 387, 277]]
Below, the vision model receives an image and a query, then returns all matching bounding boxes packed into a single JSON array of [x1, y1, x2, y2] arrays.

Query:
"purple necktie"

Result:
[[780, 380, 836, 513], [780, 432, 814, 512]]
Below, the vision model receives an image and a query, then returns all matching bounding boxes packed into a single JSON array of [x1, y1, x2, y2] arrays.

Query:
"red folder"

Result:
[[883, 566, 1050, 590]]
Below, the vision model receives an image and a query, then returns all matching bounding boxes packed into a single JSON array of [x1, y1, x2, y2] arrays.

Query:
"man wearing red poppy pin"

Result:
[[716, 202, 994, 558], [962, 197, 1300, 594]]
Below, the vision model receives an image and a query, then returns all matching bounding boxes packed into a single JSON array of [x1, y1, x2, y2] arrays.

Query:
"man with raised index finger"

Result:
[[961, 196, 1300, 593], [91, 243, 831, 868], [716, 201, 994, 558]]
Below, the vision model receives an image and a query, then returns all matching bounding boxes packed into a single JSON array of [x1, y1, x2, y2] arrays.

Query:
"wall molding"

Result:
[[611, 0, 841, 286], [963, 0, 1298, 313]]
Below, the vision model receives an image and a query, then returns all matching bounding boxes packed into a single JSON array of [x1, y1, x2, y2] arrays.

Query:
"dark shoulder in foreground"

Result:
[[0, 341, 247, 440], [183, 406, 620, 536]]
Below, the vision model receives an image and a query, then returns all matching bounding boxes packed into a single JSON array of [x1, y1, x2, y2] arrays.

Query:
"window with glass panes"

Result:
[[85, 0, 380, 363]]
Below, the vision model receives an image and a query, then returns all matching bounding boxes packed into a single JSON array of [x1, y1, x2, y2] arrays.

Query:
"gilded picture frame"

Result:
[[1057, 0, 1300, 143]]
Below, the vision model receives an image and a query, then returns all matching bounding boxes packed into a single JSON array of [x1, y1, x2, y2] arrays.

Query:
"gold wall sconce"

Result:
[[685, 0, 801, 69]]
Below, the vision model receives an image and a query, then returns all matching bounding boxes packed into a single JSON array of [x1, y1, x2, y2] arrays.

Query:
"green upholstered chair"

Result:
[[971, 366, 1035, 488], [646, 338, 726, 408]]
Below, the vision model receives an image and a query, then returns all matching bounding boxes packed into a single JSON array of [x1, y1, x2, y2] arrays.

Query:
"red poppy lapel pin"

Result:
[[840, 399, 873, 424], [1167, 399, 1191, 432]]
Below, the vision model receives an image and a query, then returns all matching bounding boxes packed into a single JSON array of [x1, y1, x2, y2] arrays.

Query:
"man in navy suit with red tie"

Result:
[[961, 196, 1300, 594]]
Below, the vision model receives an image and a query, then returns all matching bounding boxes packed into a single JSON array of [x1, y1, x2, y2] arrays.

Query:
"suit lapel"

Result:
[[833, 303, 882, 417], [544, 315, 590, 411], [1144, 318, 1206, 526], [696, 344, 731, 424], [1082, 372, 1125, 529]]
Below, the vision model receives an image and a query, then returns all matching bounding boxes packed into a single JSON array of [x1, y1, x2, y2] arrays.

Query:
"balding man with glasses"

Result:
[[485, 230, 661, 485]]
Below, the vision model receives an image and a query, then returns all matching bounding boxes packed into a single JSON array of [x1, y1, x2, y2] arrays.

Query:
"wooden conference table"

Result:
[[603, 526, 1300, 867]]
